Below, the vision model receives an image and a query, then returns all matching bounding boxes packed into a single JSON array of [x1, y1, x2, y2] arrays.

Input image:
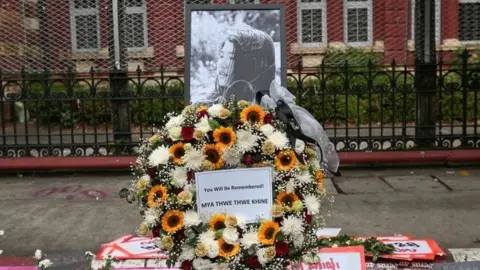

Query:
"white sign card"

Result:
[[195, 167, 273, 223], [289, 246, 366, 270]]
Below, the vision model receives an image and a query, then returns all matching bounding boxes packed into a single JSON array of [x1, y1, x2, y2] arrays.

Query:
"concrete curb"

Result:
[[1, 150, 480, 171]]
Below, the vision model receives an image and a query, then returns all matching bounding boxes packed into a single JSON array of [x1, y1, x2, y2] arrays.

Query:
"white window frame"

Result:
[[229, 0, 260, 3], [458, 0, 480, 44], [411, 0, 442, 45], [70, 0, 100, 52], [297, 0, 328, 48], [125, 0, 148, 51], [343, 0, 373, 46]]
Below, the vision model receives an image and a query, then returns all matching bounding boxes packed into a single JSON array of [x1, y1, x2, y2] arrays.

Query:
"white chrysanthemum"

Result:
[[184, 210, 201, 228], [168, 126, 182, 141], [195, 116, 211, 133], [303, 194, 321, 215], [171, 167, 188, 188], [183, 148, 203, 170], [240, 230, 259, 248], [207, 104, 223, 118], [165, 115, 185, 130], [144, 207, 159, 226], [205, 240, 219, 258], [148, 146, 170, 166], [297, 170, 313, 184], [295, 139, 306, 154], [293, 233, 305, 248], [256, 248, 272, 265], [38, 259, 52, 268], [178, 245, 195, 261], [34, 249, 42, 260], [193, 258, 213, 270], [281, 216, 304, 236], [222, 146, 241, 167], [236, 129, 259, 153], [199, 230, 216, 245], [260, 124, 275, 136], [286, 179, 297, 193], [268, 131, 288, 148], [222, 227, 239, 244]]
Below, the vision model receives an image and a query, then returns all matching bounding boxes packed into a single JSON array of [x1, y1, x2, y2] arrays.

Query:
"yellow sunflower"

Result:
[[203, 144, 224, 168], [258, 220, 280, 245], [315, 170, 325, 188], [161, 210, 184, 234], [147, 185, 168, 208], [274, 150, 297, 171], [276, 192, 300, 208], [240, 105, 265, 125], [169, 142, 185, 165], [218, 238, 240, 258], [209, 214, 226, 231], [213, 126, 236, 149]]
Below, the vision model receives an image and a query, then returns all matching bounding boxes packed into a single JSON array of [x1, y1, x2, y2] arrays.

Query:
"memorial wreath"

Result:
[[121, 98, 393, 270]]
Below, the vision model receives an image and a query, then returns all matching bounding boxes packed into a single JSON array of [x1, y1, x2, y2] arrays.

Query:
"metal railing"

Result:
[[1, 51, 479, 158]]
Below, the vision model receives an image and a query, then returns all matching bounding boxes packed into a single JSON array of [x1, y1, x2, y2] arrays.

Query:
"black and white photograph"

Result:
[[185, 4, 286, 104]]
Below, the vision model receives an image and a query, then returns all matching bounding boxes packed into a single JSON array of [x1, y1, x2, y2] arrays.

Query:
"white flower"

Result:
[[293, 233, 305, 248], [184, 183, 196, 194], [207, 104, 223, 118], [178, 245, 195, 261], [205, 240, 219, 258], [34, 249, 42, 260], [85, 251, 95, 258], [103, 254, 115, 260], [240, 230, 259, 248], [0, 230, 4, 236], [332, 244, 338, 248], [195, 116, 212, 133], [183, 148, 203, 170], [236, 129, 259, 153], [222, 227, 239, 244], [148, 146, 170, 166], [303, 194, 321, 215], [168, 127, 182, 141], [139, 174, 151, 184], [212, 263, 230, 270], [222, 146, 242, 167], [184, 210, 201, 228], [171, 167, 188, 188], [193, 258, 213, 270], [297, 170, 313, 184], [281, 216, 304, 236], [144, 207, 159, 226], [294, 139, 305, 154], [260, 124, 275, 136], [165, 115, 185, 130], [0, 250, 3, 255], [256, 248, 273, 265], [268, 131, 288, 149], [199, 230, 216, 245], [286, 179, 297, 193], [236, 215, 247, 230], [38, 259, 52, 269]]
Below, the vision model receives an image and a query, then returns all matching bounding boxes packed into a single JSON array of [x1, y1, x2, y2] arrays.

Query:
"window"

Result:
[[230, 0, 259, 3], [125, 0, 148, 50], [70, 0, 100, 52], [459, 0, 480, 42], [343, 0, 372, 46], [185, 0, 211, 4], [411, 0, 442, 44], [297, 0, 327, 47]]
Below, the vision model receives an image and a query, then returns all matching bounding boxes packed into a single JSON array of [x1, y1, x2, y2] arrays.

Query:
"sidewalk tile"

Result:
[[383, 175, 449, 193], [436, 175, 480, 191], [333, 177, 394, 194], [324, 178, 338, 195]]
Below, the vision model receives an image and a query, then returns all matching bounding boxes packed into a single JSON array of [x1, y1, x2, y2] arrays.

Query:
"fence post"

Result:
[[109, 0, 131, 153], [414, 0, 437, 148]]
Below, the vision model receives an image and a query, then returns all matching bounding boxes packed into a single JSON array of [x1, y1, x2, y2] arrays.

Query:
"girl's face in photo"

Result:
[[216, 41, 235, 87]]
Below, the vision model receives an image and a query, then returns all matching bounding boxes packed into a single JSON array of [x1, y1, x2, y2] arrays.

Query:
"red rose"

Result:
[[187, 170, 195, 183], [304, 210, 312, 224], [147, 167, 157, 178], [181, 260, 193, 270], [172, 188, 183, 195], [181, 126, 195, 141], [152, 226, 161, 237], [196, 110, 208, 118], [264, 113, 274, 124], [243, 154, 253, 165], [235, 120, 244, 127], [274, 217, 283, 224], [247, 256, 261, 268], [176, 229, 186, 241], [275, 241, 289, 256]]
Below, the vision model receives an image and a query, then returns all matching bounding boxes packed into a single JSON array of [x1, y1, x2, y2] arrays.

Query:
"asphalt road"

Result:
[[0, 167, 479, 260]]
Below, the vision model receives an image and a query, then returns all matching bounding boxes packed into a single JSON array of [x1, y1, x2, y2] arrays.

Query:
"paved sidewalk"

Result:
[[1, 167, 480, 266]]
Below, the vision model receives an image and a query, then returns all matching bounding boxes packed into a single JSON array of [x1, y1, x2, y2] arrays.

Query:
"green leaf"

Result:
[[215, 229, 224, 239], [208, 119, 221, 130], [275, 231, 285, 242]]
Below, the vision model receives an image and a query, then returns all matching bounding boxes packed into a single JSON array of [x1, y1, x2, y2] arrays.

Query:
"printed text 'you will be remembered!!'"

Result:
[[201, 183, 269, 208]]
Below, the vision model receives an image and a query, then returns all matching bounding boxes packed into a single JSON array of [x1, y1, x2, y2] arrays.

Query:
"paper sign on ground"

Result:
[[290, 246, 366, 270], [376, 239, 445, 261], [195, 168, 273, 223], [97, 236, 167, 260], [316, 228, 342, 238], [0, 268, 38, 270]]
